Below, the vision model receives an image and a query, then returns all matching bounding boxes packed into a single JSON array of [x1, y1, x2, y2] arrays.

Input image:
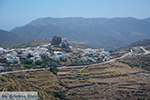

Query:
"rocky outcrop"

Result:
[[50, 36, 72, 52], [51, 36, 62, 47]]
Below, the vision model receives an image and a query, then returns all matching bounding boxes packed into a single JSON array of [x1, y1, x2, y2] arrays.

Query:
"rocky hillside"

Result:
[[0, 29, 35, 48], [0, 61, 150, 100], [11, 17, 150, 49], [126, 39, 150, 48], [15, 39, 51, 48]]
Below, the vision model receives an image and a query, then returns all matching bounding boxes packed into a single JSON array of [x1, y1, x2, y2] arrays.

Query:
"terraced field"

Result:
[[0, 70, 67, 100], [0, 61, 150, 100], [58, 62, 150, 100]]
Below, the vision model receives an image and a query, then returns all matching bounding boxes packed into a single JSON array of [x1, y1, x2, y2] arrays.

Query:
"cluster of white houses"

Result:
[[0, 45, 111, 63], [0, 45, 71, 64], [77, 48, 111, 62], [21, 47, 50, 61], [0, 46, 48, 64], [51, 51, 71, 62], [0, 36, 113, 71]]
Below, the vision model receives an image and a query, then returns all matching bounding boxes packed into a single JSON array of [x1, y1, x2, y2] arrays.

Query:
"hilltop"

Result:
[[15, 39, 90, 49]]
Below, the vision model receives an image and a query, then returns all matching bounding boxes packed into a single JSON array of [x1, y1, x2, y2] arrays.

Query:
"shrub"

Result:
[[54, 92, 65, 100], [59, 82, 65, 86], [60, 57, 66, 62], [24, 64, 33, 69], [41, 63, 46, 66], [7, 86, 14, 91], [83, 74, 89, 77], [27, 53, 33, 58], [0, 77, 6, 82], [50, 67, 58, 75], [13, 61, 18, 64], [23, 60, 33, 65], [26, 76, 30, 78], [35, 60, 42, 65]]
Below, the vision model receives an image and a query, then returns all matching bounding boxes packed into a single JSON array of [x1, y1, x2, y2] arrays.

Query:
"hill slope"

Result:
[[127, 39, 150, 48], [0, 29, 35, 48], [11, 17, 150, 49], [0, 62, 150, 100]]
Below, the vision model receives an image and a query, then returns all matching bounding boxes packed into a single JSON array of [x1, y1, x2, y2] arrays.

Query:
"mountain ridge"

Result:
[[0, 29, 35, 48], [9, 17, 150, 49]]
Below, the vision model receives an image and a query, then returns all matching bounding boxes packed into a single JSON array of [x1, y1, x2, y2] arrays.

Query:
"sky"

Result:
[[0, 0, 150, 31]]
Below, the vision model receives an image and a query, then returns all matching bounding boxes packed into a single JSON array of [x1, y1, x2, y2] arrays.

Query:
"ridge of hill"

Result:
[[11, 17, 150, 49], [0, 29, 35, 48], [126, 39, 150, 48]]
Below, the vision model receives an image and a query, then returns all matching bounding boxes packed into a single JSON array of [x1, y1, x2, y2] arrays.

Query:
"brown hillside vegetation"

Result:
[[0, 62, 150, 100]]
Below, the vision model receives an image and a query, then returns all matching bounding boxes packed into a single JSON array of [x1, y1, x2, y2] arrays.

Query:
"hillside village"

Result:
[[0, 36, 114, 72], [0, 36, 148, 72]]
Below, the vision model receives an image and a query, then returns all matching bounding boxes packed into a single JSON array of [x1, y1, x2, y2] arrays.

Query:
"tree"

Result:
[[23, 59, 33, 65], [59, 82, 65, 86], [27, 53, 33, 58], [60, 57, 66, 62], [50, 67, 58, 75], [35, 60, 42, 65]]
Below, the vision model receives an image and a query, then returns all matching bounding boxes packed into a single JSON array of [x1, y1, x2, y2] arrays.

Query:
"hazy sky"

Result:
[[0, 0, 150, 30]]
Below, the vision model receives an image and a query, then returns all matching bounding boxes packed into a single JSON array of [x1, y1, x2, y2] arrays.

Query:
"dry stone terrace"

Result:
[[57, 62, 150, 100], [0, 60, 150, 100]]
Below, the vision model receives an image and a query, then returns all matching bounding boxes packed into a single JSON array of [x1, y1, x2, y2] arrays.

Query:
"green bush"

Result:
[[27, 53, 33, 58], [35, 60, 42, 65], [4, 66, 16, 70], [54, 92, 65, 100], [23, 60, 33, 65], [24, 64, 33, 69], [59, 82, 65, 86], [50, 67, 58, 75], [60, 57, 66, 62], [83, 74, 89, 77], [7, 86, 14, 91], [41, 63, 46, 66], [0, 77, 6, 82], [26, 76, 30, 78], [13, 61, 18, 64]]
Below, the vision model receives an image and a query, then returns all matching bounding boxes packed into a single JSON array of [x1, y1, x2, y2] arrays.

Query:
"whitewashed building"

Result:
[[7, 57, 20, 63], [81, 57, 96, 62], [54, 51, 63, 55], [51, 56, 60, 62], [0, 66, 4, 71], [60, 54, 71, 59]]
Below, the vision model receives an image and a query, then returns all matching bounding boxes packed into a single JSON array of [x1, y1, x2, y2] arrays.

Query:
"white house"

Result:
[[51, 56, 60, 62], [30, 56, 42, 62], [81, 57, 88, 62], [7, 57, 20, 63], [0, 66, 4, 71], [54, 51, 63, 55], [0, 47, 4, 51], [60, 54, 71, 59], [81, 57, 96, 62], [77, 48, 86, 53], [33, 47, 50, 57], [21, 50, 33, 59]]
